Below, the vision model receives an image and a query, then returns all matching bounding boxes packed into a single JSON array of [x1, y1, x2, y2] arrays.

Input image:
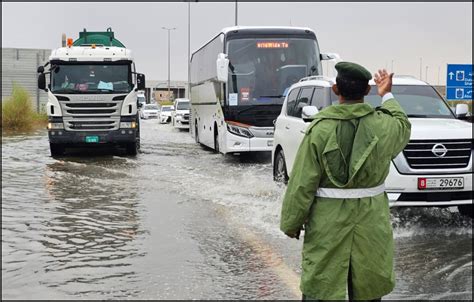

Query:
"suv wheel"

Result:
[[273, 149, 289, 184], [458, 205, 473, 219]]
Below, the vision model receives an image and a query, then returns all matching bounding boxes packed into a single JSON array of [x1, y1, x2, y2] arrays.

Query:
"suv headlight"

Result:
[[227, 122, 254, 138]]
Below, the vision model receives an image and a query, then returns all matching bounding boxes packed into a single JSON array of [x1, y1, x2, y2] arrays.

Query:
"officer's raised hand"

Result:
[[374, 69, 394, 97]]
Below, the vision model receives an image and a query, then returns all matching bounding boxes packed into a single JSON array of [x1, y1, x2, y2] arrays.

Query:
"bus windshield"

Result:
[[226, 38, 320, 106], [51, 63, 132, 94]]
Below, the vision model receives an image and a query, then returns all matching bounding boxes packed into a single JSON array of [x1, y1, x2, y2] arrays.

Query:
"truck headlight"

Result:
[[120, 122, 137, 129], [47, 122, 64, 129], [227, 122, 254, 138]]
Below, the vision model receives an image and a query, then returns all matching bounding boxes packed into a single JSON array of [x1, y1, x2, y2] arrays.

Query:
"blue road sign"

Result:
[[446, 64, 472, 100]]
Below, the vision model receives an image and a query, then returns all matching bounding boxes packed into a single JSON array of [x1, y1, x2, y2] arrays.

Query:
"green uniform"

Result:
[[280, 98, 411, 300]]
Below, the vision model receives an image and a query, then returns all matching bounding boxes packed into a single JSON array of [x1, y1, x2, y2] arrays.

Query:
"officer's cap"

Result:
[[335, 61, 372, 81]]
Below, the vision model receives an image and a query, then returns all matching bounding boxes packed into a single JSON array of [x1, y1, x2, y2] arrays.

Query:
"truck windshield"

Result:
[[365, 85, 455, 118], [176, 102, 190, 110], [226, 38, 320, 106], [51, 63, 132, 94]]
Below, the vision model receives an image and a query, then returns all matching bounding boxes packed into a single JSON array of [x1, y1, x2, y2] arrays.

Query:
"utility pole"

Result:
[[187, 2, 191, 99], [235, 0, 238, 26], [419, 57, 423, 80], [162, 27, 176, 101], [438, 66, 441, 85]]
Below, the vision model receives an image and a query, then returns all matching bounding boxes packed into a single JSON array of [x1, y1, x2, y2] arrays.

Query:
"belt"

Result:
[[315, 183, 386, 199]]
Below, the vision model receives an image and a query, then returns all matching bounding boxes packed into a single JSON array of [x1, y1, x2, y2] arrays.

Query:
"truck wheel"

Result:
[[125, 142, 138, 156], [50, 143, 65, 157], [458, 205, 473, 218], [273, 149, 289, 184]]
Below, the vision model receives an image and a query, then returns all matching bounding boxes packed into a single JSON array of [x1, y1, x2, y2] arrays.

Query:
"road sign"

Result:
[[446, 64, 472, 100]]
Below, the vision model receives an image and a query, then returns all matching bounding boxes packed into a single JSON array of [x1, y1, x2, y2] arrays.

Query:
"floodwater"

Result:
[[2, 120, 472, 300]]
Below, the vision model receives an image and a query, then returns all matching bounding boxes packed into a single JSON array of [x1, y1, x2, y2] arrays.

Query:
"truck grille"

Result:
[[57, 96, 125, 131], [403, 139, 472, 169], [66, 118, 118, 131]]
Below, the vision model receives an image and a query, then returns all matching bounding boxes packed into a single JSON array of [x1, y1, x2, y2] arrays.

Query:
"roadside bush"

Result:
[[1, 84, 47, 132]]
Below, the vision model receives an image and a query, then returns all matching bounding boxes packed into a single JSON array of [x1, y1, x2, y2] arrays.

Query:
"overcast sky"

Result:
[[2, 2, 472, 85]]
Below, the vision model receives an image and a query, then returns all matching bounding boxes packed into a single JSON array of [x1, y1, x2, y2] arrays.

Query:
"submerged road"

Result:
[[2, 120, 472, 300]]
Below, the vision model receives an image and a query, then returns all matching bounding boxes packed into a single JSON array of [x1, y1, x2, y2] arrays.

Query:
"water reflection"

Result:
[[39, 157, 145, 296]]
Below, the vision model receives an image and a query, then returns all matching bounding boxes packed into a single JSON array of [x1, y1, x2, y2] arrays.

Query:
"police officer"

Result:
[[280, 62, 411, 301]]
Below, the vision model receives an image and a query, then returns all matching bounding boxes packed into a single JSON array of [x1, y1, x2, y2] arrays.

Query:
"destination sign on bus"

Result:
[[256, 42, 289, 49]]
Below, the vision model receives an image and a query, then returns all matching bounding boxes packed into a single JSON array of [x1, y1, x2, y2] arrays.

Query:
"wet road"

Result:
[[2, 120, 472, 300]]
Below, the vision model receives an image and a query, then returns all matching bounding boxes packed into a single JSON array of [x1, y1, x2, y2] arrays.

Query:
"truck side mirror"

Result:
[[38, 73, 46, 91], [455, 103, 469, 118], [37, 66, 45, 73], [137, 73, 146, 90], [216, 53, 229, 83], [320, 53, 341, 62], [301, 105, 319, 122]]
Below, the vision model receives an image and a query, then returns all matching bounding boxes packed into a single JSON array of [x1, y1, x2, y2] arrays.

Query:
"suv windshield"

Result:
[[226, 37, 320, 106], [51, 63, 132, 94], [330, 85, 455, 119], [366, 85, 454, 118], [145, 104, 158, 110], [176, 102, 190, 110]]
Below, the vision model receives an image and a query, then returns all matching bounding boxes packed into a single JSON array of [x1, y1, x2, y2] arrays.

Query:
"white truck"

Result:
[[37, 28, 146, 156], [272, 76, 473, 218]]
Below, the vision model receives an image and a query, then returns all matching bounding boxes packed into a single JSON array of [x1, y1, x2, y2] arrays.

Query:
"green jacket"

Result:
[[280, 98, 411, 300]]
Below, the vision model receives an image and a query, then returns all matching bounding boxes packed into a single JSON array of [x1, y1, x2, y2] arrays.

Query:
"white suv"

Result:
[[171, 98, 190, 129], [272, 75, 473, 218]]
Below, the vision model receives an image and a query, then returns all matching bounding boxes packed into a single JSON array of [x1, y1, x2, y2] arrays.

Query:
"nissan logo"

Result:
[[431, 143, 448, 158]]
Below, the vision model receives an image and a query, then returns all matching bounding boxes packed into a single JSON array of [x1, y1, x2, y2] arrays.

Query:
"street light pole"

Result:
[[187, 2, 191, 100], [419, 57, 422, 80], [162, 26, 176, 101], [235, 0, 238, 26], [425, 66, 429, 83], [391, 59, 394, 73]]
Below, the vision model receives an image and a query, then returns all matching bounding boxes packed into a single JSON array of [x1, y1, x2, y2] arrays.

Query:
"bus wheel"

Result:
[[458, 205, 473, 219], [195, 122, 200, 143], [50, 143, 65, 157], [273, 149, 289, 184], [214, 126, 220, 153]]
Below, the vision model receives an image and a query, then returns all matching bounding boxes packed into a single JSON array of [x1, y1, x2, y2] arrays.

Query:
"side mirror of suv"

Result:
[[302, 105, 319, 122], [455, 103, 469, 118]]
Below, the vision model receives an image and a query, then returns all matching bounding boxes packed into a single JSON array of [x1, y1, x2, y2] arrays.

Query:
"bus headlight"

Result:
[[227, 122, 254, 138]]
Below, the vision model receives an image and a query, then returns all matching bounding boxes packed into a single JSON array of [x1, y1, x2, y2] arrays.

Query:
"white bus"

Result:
[[190, 26, 327, 154]]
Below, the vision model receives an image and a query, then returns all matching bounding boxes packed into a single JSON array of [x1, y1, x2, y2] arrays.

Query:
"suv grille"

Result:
[[403, 139, 472, 169], [183, 113, 190, 121]]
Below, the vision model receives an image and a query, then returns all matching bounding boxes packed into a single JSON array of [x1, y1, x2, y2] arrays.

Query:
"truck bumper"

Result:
[[48, 129, 137, 145]]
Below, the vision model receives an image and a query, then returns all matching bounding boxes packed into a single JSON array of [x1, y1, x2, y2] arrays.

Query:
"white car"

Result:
[[272, 75, 473, 218], [140, 103, 159, 119], [171, 98, 190, 129], [159, 105, 174, 124]]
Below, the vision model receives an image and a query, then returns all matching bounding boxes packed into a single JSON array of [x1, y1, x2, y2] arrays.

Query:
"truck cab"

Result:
[[38, 28, 146, 156]]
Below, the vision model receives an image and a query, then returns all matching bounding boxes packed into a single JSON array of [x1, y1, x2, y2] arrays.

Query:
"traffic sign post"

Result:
[[446, 64, 472, 100]]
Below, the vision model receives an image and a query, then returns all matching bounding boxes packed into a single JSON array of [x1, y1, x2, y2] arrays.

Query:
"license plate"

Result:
[[418, 177, 464, 190], [85, 136, 99, 143]]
